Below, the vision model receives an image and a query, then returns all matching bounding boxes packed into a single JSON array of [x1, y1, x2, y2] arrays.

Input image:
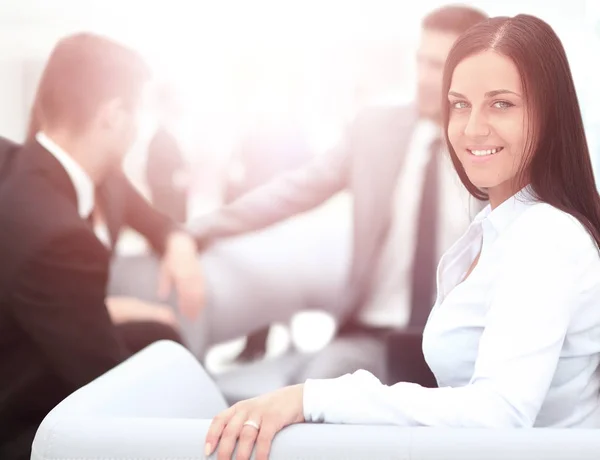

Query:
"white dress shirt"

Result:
[[304, 189, 600, 427], [36, 132, 112, 247], [359, 119, 477, 328]]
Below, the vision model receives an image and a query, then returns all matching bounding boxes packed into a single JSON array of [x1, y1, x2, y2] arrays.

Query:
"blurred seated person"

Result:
[[0, 34, 203, 460], [205, 15, 600, 458], [108, 194, 351, 370], [188, 5, 487, 389], [145, 84, 189, 223]]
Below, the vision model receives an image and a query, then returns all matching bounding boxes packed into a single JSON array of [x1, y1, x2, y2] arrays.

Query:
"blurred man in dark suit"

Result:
[[0, 34, 203, 459]]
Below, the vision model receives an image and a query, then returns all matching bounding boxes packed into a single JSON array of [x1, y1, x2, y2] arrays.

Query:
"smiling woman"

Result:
[[446, 52, 528, 205], [442, 15, 600, 240], [203, 14, 600, 460]]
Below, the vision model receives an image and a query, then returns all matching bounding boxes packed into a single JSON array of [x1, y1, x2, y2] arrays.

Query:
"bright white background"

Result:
[[1, 0, 599, 169]]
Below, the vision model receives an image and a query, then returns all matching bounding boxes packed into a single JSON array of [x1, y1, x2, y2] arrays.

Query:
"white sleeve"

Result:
[[303, 212, 590, 427]]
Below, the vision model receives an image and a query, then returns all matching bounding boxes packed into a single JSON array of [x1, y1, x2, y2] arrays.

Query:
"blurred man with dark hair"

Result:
[[0, 33, 202, 459], [188, 5, 488, 390]]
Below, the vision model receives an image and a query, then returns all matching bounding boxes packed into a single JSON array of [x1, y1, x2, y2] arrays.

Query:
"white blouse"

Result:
[[303, 190, 600, 428]]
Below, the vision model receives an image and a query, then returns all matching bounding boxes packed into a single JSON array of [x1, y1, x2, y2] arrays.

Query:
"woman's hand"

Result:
[[205, 384, 305, 460]]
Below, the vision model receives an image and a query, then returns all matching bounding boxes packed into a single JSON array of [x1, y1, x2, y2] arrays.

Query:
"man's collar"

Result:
[[35, 132, 95, 219]]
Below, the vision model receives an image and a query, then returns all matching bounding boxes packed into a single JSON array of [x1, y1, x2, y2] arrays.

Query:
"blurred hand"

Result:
[[106, 296, 178, 328], [158, 231, 204, 319], [205, 384, 305, 460]]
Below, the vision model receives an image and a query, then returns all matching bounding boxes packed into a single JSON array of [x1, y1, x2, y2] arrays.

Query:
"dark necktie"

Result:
[[408, 137, 441, 330]]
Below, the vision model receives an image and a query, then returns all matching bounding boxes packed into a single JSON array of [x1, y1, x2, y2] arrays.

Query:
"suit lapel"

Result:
[[96, 174, 124, 249], [17, 141, 112, 256], [24, 140, 80, 209]]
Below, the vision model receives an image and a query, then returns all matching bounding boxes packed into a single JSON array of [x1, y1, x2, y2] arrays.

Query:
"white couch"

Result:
[[31, 341, 600, 460]]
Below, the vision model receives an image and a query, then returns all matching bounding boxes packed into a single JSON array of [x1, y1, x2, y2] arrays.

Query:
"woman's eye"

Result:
[[493, 100, 514, 109], [451, 101, 469, 110]]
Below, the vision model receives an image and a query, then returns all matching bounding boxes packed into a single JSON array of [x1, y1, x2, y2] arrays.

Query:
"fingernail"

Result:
[[204, 443, 212, 457]]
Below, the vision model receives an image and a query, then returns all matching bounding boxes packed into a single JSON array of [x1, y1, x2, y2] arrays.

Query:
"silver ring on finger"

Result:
[[242, 419, 260, 430]]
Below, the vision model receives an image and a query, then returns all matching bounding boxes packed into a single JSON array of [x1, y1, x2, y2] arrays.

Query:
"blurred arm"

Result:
[[120, 174, 178, 255], [190, 137, 350, 247]]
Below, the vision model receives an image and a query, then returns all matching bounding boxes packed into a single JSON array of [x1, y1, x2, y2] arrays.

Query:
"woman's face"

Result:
[[447, 50, 530, 207]]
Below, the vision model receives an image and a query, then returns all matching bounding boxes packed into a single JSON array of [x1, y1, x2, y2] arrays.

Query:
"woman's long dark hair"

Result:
[[442, 14, 600, 247]]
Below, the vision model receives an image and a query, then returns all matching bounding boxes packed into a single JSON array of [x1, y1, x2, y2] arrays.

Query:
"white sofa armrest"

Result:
[[41, 340, 228, 420], [33, 416, 600, 460], [32, 341, 600, 460]]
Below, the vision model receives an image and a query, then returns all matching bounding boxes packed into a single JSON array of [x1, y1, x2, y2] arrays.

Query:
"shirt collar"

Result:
[[473, 186, 537, 241], [36, 131, 95, 219]]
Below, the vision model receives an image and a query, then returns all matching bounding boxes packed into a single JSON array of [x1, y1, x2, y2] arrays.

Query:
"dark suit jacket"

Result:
[[0, 138, 176, 454], [192, 106, 419, 322]]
